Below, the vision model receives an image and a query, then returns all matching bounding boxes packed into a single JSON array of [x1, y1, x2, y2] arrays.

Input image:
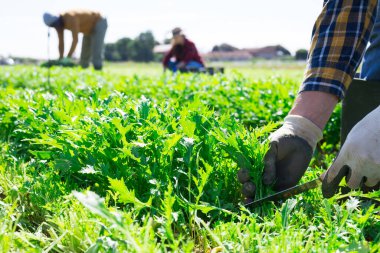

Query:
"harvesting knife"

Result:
[[244, 176, 323, 208]]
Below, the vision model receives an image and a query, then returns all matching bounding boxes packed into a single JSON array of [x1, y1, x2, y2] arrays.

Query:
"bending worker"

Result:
[[239, 0, 380, 201], [163, 27, 205, 72], [43, 10, 107, 70]]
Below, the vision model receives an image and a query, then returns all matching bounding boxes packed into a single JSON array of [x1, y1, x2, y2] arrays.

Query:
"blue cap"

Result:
[[43, 12, 59, 27]]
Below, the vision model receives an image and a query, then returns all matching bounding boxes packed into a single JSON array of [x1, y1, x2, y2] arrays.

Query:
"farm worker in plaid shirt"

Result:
[[238, 0, 380, 202], [163, 28, 205, 72], [43, 10, 108, 70]]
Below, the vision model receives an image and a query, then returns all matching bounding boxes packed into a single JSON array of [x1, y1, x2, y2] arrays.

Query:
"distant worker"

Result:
[[163, 28, 205, 72], [43, 10, 107, 70]]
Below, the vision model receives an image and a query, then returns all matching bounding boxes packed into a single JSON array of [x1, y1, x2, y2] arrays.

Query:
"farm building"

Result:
[[243, 45, 291, 59], [202, 51, 253, 62], [203, 45, 291, 62], [154, 43, 291, 62]]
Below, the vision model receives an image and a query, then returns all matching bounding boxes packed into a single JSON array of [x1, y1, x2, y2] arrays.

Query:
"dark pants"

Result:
[[167, 60, 204, 72], [80, 17, 108, 70]]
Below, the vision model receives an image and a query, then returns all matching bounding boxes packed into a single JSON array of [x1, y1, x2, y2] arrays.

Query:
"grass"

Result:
[[104, 60, 305, 80], [0, 64, 378, 252]]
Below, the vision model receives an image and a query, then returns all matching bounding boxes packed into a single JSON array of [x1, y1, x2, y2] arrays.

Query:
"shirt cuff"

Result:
[[299, 67, 352, 100]]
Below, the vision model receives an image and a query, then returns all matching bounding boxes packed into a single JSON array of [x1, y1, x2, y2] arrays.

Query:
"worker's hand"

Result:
[[261, 115, 322, 191], [322, 106, 380, 198]]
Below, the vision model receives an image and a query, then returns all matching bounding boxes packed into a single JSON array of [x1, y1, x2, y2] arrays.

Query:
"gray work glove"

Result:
[[262, 115, 323, 191], [323, 106, 380, 198]]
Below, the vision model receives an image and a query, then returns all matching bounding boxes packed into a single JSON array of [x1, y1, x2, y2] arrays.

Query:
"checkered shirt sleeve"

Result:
[[300, 0, 378, 99]]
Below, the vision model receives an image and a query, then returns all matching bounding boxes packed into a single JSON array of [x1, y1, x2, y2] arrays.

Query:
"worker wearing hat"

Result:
[[238, 0, 380, 202], [163, 28, 205, 72], [43, 10, 107, 70]]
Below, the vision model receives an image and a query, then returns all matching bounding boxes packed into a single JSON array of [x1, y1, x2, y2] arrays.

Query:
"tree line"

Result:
[[104, 31, 159, 62], [104, 32, 309, 62]]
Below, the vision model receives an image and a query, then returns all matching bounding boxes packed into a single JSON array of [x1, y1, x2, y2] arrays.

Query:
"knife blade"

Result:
[[244, 177, 322, 208]]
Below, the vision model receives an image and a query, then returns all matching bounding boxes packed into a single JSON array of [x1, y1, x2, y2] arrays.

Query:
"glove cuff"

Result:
[[283, 115, 323, 150]]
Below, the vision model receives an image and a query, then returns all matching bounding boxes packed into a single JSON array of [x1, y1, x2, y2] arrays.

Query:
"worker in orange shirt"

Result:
[[43, 10, 108, 70]]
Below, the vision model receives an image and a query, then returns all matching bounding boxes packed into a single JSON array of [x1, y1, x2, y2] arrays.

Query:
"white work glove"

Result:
[[322, 106, 380, 198]]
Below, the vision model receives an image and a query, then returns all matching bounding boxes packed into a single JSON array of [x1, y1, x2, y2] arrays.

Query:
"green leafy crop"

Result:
[[0, 66, 378, 252]]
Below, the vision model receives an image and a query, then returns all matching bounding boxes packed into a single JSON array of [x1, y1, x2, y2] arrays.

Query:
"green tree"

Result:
[[130, 31, 156, 62], [212, 43, 239, 52], [104, 43, 121, 61], [104, 31, 156, 62], [295, 49, 308, 60], [116, 38, 133, 61]]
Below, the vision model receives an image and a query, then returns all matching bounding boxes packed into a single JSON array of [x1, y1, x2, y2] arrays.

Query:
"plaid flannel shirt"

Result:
[[300, 0, 378, 99]]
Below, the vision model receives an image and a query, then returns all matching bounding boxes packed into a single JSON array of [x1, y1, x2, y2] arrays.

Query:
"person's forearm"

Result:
[[289, 91, 338, 130], [163, 49, 173, 66]]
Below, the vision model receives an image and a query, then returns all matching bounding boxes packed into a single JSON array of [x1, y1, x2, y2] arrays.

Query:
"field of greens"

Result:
[[0, 65, 379, 252]]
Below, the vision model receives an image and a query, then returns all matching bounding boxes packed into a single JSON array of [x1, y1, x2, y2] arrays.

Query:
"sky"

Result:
[[0, 0, 323, 59]]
